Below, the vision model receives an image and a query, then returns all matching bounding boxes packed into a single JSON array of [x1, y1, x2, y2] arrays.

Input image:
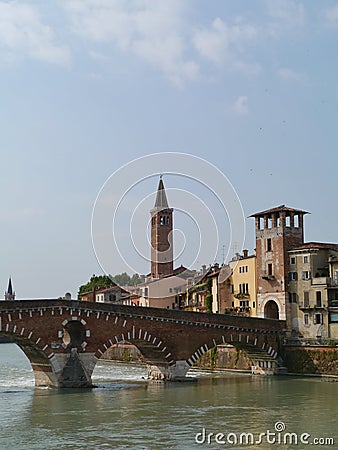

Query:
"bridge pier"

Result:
[[147, 360, 190, 381], [31, 350, 97, 388]]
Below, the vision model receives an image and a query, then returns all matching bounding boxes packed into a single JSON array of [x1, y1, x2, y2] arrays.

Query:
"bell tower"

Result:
[[150, 176, 173, 279]]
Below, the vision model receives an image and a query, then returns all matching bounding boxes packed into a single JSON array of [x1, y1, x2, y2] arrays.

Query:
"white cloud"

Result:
[[64, 0, 198, 86], [233, 96, 249, 115], [0, 2, 70, 65], [265, 0, 305, 35], [278, 67, 305, 82], [323, 6, 338, 28], [89, 50, 110, 61], [193, 17, 260, 76]]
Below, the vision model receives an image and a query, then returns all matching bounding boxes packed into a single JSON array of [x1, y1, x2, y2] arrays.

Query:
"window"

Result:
[[286, 216, 291, 227], [316, 291, 322, 307], [231, 284, 234, 294], [240, 300, 249, 307], [289, 292, 297, 303], [109, 294, 116, 302], [144, 287, 148, 297], [289, 272, 298, 281], [304, 291, 309, 307], [314, 313, 322, 325], [160, 216, 165, 225], [268, 263, 273, 276], [239, 283, 249, 294], [290, 256, 296, 265], [304, 313, 309, 325], [239, 265, 248, 273], [302, 271, 311, 280], [329, 312, 338, 323], [304, 256, 309, 263], [267, 238, 272, 252], [294, 215, 299, 227], [165, 216, 170, 225]]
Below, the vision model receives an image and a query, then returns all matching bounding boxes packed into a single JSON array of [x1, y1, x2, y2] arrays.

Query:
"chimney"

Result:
[[243, 249, 248, 258]]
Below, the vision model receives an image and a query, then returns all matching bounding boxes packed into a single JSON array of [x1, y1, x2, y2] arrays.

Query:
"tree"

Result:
[[78, 272, 142, 298], [205, 295, 213, 313], [78, 274, 112, 297]]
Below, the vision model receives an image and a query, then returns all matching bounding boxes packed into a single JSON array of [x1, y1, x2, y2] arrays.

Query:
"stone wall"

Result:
[[102, 344, 145, 363], [104, 344, 338, 376], [195, 346, 251, 371], [103, 344, 252, 371], [284, 346, 338, 375]]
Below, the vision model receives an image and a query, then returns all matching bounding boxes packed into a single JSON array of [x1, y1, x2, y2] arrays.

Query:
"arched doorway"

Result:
[[264, 300, 279, 319]]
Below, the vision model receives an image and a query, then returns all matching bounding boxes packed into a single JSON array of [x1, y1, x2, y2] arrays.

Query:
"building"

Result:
[[79, 281, 132, 305], [4, 277, 15, 300], [138, 275, 186, 309], [288, 242, 338, 339], [150, 176, 173, 279], [226, 250, 257, 316], [250, 205, 308, 325]]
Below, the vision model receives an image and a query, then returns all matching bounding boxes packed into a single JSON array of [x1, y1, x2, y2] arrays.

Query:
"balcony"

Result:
[[298, 303, 327, 310], [311, 277, 330, 286], [262, 271, 275, 280], [234, 292, 250, 300], [225, 306, 251, 316]]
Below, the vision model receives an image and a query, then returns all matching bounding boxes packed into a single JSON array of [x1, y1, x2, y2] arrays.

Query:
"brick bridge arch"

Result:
[[0, 300, 286, 387]]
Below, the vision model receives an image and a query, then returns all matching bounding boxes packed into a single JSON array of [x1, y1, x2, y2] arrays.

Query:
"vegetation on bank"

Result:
[[78, 272, 141, 297]]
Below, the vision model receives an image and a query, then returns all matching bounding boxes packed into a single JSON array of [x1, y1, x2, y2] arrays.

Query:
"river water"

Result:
[[0, 343, 336, 449]]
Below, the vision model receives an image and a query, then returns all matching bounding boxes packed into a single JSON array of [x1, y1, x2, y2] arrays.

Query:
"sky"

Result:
[[1, 0, 338, 299]]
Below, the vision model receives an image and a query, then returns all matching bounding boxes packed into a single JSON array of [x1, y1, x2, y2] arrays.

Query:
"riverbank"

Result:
[[102, 343, 338, 376]]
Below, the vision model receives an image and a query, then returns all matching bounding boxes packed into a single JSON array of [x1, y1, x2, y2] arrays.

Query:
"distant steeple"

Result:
[[153, 175, 169, 210], [5, 277, 15, 300]]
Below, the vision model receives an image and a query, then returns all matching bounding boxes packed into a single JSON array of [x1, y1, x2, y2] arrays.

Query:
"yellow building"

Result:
[[226, 251, 257, 317]]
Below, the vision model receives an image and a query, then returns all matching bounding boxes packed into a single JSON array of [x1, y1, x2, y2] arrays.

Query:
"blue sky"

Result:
[[1, 0, 338, 298]]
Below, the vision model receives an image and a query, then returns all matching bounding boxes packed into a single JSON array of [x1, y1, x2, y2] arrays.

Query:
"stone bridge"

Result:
[[0, 300, 286, 387]]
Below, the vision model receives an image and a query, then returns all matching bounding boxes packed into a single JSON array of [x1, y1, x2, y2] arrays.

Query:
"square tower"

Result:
[[250, 205, 308, 325], [150, 177, 174, 279]]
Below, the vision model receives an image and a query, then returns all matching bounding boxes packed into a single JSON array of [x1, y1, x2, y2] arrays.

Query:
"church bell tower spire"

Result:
[[150, 176, 174, 279]]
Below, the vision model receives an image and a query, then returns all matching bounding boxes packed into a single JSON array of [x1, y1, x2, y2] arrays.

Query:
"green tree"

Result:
[[130, 273, 141, 286], [205, 294, 213, 313], [78, 274, 112, 297], [111, 272, 132, 286], [78, 272, 142, 298]]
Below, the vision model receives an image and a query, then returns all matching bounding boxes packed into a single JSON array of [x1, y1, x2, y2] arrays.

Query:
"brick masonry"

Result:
[[0, 299, 285, 386]]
